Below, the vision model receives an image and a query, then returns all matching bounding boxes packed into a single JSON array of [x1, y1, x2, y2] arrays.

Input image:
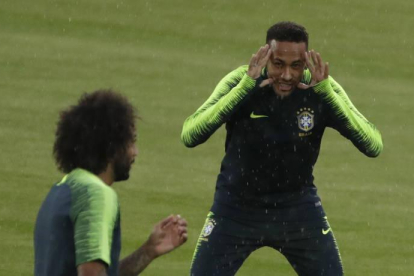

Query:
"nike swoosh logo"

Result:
[[250, 112, 269, 119], [322, 228, 331, 235]]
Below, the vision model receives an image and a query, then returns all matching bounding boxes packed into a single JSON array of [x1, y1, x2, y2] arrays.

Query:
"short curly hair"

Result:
[[53, 89, 137, 175], [266, 21, 309, 48]]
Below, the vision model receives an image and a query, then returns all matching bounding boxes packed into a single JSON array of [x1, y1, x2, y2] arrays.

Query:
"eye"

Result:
[[291, 63, 301, 69], [272, 61, 283, 68]]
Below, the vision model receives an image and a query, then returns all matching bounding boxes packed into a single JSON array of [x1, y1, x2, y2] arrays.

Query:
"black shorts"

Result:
[[190, 203, 343, 276]]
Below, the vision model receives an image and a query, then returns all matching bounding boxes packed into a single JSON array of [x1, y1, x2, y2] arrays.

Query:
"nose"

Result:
[[281, 67, 292, 81]]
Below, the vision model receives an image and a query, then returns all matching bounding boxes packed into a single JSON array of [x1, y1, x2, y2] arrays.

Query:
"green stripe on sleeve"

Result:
[[69, 169, 119, 266], [181, 65, 256, 147], [313, 77, 383, 157], [328, 76, 369, 121]]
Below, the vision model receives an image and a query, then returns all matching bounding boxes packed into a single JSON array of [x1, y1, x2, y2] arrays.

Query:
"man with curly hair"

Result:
[[34, 90, 188, 276], [182, 22, 383, 275]]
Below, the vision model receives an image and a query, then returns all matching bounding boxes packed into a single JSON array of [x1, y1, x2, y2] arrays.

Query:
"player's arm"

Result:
[[181, 66, 255, 147], [72, 185, 119, 276], [78, 262, 107, 276], [306, 50, 383, 157], [181, 44, 273, 148], [118, 215, 188, 276], [316, 76, 383, 157]]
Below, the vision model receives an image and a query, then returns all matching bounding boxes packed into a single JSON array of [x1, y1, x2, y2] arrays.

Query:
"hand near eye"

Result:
[[247, 41, 275, 88], [297, 50, 329, 90]]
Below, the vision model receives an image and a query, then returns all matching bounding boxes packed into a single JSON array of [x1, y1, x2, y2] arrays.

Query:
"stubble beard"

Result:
[[113, 155, 133, 182], [273, 85, 293, 99]]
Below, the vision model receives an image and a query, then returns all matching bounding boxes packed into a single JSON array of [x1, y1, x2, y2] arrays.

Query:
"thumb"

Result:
[[259, 78, 274, 88], [297, 82, 310, 90]]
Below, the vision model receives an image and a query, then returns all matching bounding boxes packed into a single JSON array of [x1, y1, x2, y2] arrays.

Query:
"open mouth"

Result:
[[278, 83, 293, 91]]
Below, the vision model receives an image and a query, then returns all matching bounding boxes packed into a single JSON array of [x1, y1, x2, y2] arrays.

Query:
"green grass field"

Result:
[[1, 0, 413, 275]]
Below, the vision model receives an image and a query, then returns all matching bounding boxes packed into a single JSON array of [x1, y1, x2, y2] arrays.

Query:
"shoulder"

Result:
[[63, 169, 119, 220], [69, 172, 117, 203]]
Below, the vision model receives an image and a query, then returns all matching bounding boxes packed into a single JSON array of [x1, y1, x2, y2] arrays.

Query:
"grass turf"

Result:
[[0, 0, 413, 275]]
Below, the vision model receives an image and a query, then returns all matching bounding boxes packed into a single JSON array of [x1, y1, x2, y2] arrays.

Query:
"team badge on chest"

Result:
[[297, 107, 315, 132]]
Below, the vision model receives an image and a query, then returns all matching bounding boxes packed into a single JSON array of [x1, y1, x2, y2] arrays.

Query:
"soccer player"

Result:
[[34, 90, 188, 276], [182, 22, 383, 276]]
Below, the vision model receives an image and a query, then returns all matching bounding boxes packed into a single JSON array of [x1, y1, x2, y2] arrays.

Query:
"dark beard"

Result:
[[113, 156, 132, 182]]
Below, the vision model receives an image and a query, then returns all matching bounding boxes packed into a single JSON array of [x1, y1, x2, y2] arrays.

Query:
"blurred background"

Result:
[[0, 0, 413, 275]]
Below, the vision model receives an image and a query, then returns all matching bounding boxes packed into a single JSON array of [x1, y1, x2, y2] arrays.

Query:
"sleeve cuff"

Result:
[[238, 74, 256, 93], [312, 78, 332, 94]]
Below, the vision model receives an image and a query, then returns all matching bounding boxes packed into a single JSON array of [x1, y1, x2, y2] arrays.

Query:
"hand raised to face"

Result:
[[247, 43, 275, 88], [298, 50, 329, 90]]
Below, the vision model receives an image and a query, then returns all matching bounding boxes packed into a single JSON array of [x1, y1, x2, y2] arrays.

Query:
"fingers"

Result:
[[248, 44, 270, 79], [252, 44, 270, 65], [306, 50, 317, 69], [179, 231, 188, 244], [260, 44, 270, 63], [160, 214, 187, 230], [305, 50, 329, 84], [163, 214, 188, 245], [308, 50, 326, 70], [178, 224, 188, 238], [180, 232, 188, 243], [263, 46, 272, 65], [176, 215, 188, 243], [249, 53, 258, 68], [178, 219, 188, 244], [254, 45, 268, 60], [314, 52, 326, 77], [306, 50, 322, 68], [177, 216, 188, 227], [304, 51, 313, 71], [159, 215, 175, 228], [258, 44, 270, 58], [311, 50, 319, 67], [324, 62, 329, 79], [316, 51, 323, 67]]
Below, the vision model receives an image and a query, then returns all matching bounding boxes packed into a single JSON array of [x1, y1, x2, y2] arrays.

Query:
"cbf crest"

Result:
[[201, 218, 216, 240], [297, 107, 315, 132]]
